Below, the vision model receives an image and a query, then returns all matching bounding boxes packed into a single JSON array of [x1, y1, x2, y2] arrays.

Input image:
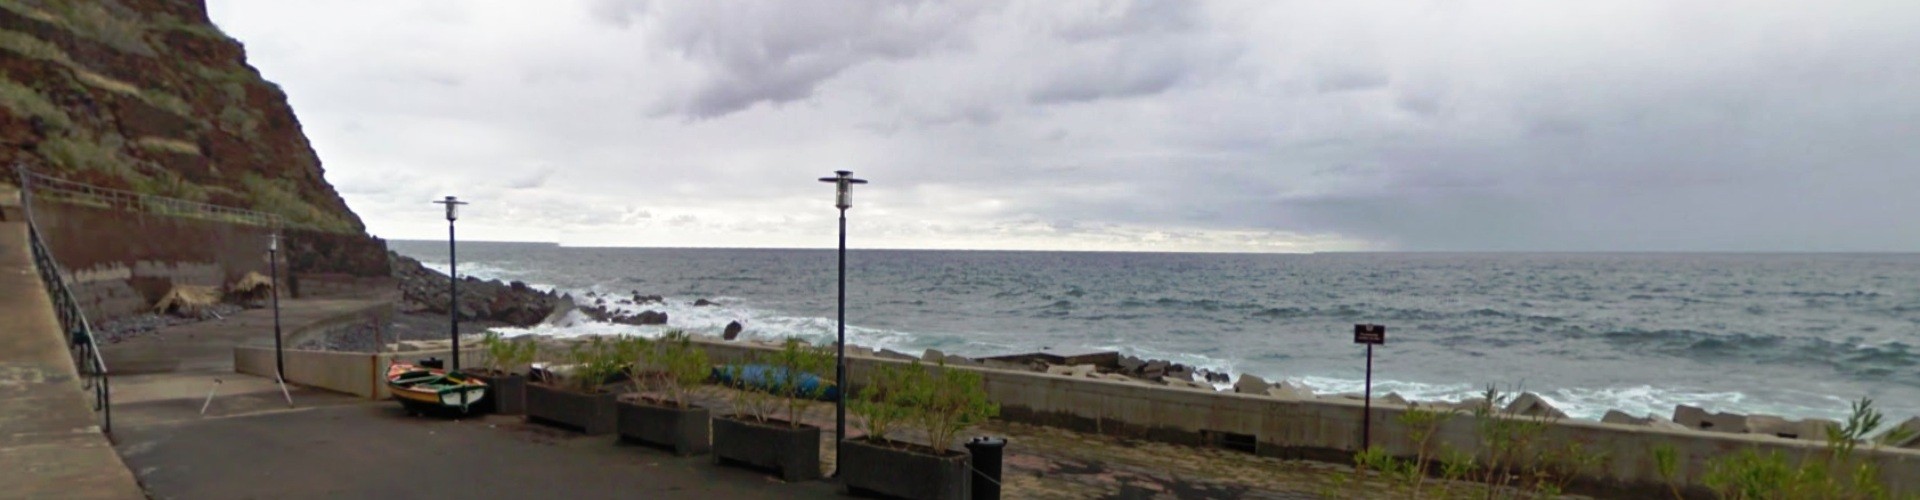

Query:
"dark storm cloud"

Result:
[[209, 1, 1920, 251]]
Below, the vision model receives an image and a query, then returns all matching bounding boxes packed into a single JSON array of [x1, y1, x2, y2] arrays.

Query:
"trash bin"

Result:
[[964, 436, 1007, 500]]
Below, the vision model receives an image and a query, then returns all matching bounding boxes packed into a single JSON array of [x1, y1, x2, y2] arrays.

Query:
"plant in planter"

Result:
[[843, 360, 999, 500], [711, 337, 832, 482], [470, 331, 537, 415], [617, 330, 713, 455], [525, 336, 637, 435]]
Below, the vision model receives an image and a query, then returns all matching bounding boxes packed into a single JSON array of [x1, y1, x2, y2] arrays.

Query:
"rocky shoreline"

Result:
[[391, 251, 566, 326]]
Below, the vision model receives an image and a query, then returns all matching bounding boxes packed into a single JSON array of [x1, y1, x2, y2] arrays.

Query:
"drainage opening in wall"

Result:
[[1203, 430, 1257, 454]]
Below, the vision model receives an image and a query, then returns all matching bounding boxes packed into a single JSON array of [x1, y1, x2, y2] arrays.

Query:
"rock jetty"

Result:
[[392, 252, 563, 326]]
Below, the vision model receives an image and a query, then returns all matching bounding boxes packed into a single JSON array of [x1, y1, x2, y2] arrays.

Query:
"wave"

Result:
[[1598, 329, 1919, 382]]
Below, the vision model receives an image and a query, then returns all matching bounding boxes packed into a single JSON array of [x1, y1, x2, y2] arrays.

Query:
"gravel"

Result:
[[97, 304, 247, 344]]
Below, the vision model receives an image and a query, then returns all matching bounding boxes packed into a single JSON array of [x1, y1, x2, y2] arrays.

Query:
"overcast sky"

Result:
[[205, 1, 1920, 252]]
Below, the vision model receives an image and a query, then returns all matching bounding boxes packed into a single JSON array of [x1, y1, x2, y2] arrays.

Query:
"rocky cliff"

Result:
[[0, 0, 362, 233]]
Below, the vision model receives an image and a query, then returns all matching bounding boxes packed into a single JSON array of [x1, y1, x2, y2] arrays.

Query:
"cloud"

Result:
[[208, 0, 1920, 252]]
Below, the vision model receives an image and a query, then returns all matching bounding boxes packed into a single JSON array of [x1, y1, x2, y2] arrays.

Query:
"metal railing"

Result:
[[19, 168, 286, 230], [13, 168, 110, 436]]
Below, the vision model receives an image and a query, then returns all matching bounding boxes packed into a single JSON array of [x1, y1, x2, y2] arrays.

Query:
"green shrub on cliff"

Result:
[[240, 173, 355, 233], [0, 76, 72, 130], [35, 1, 155, 56]]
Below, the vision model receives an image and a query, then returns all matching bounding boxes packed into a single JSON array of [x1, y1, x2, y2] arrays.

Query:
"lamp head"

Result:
[[434, 195, 467, 222], [816, 171, 868, 210], [268, 232, 279, 252]]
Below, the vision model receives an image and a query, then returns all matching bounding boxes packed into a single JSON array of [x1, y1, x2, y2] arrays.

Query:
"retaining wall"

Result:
[[31, 200, 277, 321], [234, 346, 481, 400], [27, 199, 393, 321]]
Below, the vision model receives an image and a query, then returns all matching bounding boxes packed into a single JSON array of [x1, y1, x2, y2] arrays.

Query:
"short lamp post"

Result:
[[433, 196, 468, 375], [817, 170, 867, 465], [269, 232, 283, 380]]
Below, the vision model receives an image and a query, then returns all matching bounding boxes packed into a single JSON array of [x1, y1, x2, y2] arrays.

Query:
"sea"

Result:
[[389, 241, 1920, 424]]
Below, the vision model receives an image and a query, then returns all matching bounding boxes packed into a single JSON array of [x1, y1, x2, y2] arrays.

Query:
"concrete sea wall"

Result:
[[246, 336, 1920, 497]]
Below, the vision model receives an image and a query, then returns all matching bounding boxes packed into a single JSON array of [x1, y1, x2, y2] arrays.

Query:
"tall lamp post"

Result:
[[269, 232, 283, 379], [818, 170, 867, 465], [268, 231, 291, 407], [433, 196, 468, 375]]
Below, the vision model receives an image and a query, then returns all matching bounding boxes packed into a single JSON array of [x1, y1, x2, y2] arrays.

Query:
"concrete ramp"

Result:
[[0, 220, 144, 498]]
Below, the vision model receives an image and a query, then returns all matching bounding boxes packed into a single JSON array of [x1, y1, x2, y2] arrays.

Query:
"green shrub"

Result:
[[0, 75, 72, 130], [724, 354, 779, 423], [0, 28, 72, 64], [850, 362, 914, 446], [902, 361, 998, 451], [769, 338, 832, 428], [553, 336, 631, 393], [478, 331, 537, 375], [640, 330, 710, 408], [239, 173, 355, 233], [42, 1, 155, 56]]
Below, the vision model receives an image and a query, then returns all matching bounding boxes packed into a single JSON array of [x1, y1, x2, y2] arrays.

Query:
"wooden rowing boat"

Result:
[[387, 362, 488, 414]]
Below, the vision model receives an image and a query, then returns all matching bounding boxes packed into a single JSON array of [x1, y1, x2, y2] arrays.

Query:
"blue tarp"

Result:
[[710, 364, 839, 401]]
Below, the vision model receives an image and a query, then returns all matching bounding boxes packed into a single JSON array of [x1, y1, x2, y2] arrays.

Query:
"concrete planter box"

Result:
[[841, 438, 970, 500], [711, 415, 821, 482], [525, 383, 616, 435], [468, 371, 526, 416], [616, 399, 710, 456]]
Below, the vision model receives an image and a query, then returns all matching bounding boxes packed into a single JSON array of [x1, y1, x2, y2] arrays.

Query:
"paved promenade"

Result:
[[0, 218, 144, 499]]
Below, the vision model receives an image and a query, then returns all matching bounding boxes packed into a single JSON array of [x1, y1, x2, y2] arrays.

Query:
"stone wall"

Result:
[[30, 200, 276, 321]]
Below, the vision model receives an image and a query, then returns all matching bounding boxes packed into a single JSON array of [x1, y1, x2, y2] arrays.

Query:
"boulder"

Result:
[[1265, 385, 1310, 400], [1232, 374, 1269, 394], [692, 298, 717, 307], [1746, 415, 1801, 439], [876, 349, 916, 361], [1673, 405, 1748, 433], [981, 360, 1027, 372], [1118, 356, 1147, 374], [1504, 392, 1568, 420], [1602, 410, 1653, 426], [1455, 398, 1490, 412], [847, 345, 875, 358], [722, 321, 744, 340], [943, 354, 977, 366], [1044, 364, 1097, 377], [1141, 360, 1170, 378], [1161, 378, 1215, 391], [1797, 418, 1841, 442], [1380, 392, 1410, 407]]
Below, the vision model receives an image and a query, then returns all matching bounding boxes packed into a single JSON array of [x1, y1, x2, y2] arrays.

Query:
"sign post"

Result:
[[1353, 323, 1385, 449]]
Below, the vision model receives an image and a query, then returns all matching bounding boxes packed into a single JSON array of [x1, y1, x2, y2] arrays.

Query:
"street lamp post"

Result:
[[433, 196, 468, 376], [817, 170, 867, 466], [270, 232, 282, 379]]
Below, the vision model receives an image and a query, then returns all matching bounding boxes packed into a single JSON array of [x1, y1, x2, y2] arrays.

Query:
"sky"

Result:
[[204, 1, 1920, 252]]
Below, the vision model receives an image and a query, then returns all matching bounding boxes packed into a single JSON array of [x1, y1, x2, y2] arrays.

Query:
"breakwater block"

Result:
[[982, 348, 1119, 369]]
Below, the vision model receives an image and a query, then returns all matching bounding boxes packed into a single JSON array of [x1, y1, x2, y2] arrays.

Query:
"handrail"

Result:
[[19, 168, 288, 231], [14, 165, 111, 436]]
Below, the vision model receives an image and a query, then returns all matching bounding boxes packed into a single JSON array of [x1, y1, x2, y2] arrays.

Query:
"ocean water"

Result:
[[389, 241, 1920, 424]]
